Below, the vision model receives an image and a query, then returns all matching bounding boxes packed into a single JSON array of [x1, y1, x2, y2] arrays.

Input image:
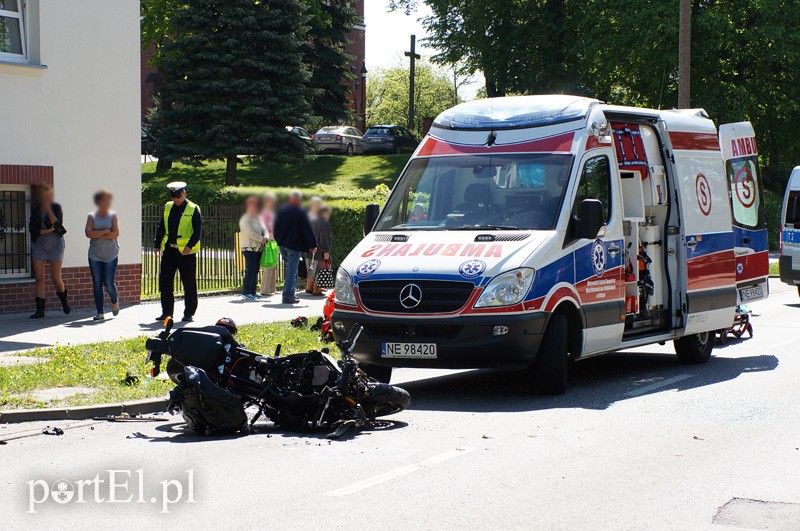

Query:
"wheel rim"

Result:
[[695, 332, 710, 351]]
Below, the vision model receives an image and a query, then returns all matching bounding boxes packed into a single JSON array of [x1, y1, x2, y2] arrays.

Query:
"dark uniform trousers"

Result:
[[159, 247, 198, 318]]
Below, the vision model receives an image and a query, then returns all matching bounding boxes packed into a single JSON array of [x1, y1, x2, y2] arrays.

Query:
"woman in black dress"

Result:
[[29, 184, 70, 318]]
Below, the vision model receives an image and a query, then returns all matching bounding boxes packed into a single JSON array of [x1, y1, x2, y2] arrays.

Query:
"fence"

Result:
[[141, 205, 284, 299]]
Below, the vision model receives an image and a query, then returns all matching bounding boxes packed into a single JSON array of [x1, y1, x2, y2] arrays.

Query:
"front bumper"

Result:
[[332, 310, 548, 369], [779, 255, 800, 285]]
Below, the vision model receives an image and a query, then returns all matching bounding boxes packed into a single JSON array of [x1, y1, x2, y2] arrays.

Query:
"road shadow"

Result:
[[138, 418, 407, 443], [400, 352, 779, 413]]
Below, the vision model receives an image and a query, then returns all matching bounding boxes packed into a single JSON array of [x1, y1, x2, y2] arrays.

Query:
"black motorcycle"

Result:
[[145, 319, 410, 438]]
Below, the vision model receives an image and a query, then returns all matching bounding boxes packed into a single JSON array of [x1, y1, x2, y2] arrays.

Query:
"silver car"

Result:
[[314, 126, 363, 155]]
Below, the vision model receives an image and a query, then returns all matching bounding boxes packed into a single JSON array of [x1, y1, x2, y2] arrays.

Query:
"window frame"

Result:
[[726, 155, 765, 230], [572, 154, 613, 224], [0, 0, 27, 63], [0, 184, 31, 279]]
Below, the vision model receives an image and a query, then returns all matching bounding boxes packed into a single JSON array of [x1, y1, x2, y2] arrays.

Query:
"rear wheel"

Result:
[[360, 363, 392, 383], [346, 143, 354, 156], [674, 331, 713, 364], [532, 313, 569, 395]]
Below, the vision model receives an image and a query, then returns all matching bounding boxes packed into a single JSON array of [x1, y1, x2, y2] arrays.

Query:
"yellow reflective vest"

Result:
[[160, 200, 201, 254]]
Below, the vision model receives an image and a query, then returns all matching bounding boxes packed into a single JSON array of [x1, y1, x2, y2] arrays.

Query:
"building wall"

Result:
[[0, 0, 142, 311]]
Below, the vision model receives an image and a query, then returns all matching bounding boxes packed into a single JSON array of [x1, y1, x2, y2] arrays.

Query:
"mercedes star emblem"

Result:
[[399, 283, 422, 309]]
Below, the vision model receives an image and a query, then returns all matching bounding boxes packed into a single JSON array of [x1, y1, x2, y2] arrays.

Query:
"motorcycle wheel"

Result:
[[363, 383, 410, 418]]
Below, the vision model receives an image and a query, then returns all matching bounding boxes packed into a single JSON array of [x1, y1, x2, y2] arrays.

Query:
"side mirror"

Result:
[[364, 203, 380, 235], [577, 199, 605, 239]]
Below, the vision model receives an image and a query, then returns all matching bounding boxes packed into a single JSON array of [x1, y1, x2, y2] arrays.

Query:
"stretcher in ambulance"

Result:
[[331, 95, 769, 394]]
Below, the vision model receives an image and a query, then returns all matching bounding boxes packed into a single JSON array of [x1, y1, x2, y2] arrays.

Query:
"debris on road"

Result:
[[42, 426, 64, 436], [92, 413, 168, 422]]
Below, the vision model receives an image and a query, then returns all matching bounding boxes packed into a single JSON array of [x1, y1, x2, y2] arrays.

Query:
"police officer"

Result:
[[154, 182, 202, 322]]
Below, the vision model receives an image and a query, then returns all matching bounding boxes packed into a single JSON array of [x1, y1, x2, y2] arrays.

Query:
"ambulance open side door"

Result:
[[668, 131, 737, 334], [718, 122, 769, 304]]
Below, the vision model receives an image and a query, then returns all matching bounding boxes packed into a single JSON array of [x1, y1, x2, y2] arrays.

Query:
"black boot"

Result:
[[56, 290, 71, 314], [30, 297, 45, 319]]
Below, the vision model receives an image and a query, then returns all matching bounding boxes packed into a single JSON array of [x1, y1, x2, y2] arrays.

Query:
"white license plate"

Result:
[[368, 138, 383, 143], [381, 342, 438, 359], [739, 285, 764, 302]]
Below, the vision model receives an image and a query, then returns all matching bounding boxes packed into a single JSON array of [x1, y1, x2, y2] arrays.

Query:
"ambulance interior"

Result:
[[608, 122, 672, 335]]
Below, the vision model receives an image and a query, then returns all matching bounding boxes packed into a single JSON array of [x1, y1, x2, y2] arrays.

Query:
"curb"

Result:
[[0, 397, 169, 424]]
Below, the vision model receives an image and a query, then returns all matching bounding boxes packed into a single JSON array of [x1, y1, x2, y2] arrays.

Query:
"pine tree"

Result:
[[157, 0, 310, 185], [303, 0, 356, 126]]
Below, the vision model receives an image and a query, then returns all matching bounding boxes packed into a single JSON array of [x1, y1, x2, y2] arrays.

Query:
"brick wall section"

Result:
[[0, 165, 54, 186], [0, 263, 141, 314]]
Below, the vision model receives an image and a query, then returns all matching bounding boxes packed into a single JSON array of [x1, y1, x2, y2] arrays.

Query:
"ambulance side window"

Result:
[[572, 155, 612, 223], [727, 157, 763, 229]]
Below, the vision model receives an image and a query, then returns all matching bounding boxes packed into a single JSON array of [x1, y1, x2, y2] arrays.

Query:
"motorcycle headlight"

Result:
[[474, 268, 535, 308], [334, 267, 357, 306]]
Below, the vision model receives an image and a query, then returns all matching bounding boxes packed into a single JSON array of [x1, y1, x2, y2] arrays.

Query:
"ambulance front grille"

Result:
[[357, 280, 474, 313]]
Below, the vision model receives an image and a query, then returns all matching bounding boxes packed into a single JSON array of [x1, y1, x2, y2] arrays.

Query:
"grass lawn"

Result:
[[0, 322, 322, 410], [142, 154, 409, 192], [769, 261, 779, 276]]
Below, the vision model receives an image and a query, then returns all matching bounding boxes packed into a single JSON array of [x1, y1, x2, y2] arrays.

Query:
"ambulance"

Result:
[[331, 95, 769, 394]]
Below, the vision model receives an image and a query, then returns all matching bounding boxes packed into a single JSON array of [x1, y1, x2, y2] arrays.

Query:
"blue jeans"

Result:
[[242, 250, 261, 295], [88, 257, 119, 314], [280, 247, 301, 303]]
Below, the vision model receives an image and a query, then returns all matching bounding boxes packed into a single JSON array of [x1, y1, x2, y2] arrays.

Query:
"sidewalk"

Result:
[[0, 292, 327, 357]]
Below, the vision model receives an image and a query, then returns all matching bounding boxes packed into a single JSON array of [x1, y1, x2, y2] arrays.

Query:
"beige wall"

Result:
[[0, 0, 141, 268]]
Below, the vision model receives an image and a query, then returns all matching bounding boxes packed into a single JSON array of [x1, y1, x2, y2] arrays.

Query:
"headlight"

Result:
[[334, 267, 357, 306], [474, 268, 535, 308]]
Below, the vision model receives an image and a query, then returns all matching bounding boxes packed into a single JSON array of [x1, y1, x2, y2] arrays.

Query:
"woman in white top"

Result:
[[239, 195, 267, 299]]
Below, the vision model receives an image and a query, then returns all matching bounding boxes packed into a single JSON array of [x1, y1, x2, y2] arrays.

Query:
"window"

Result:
[[374, 153, 574, 231], [572, 155, 612, 223], [0, 0, 26, 62], [786, 191, 800, 227], [727, 157, 764, 229], [0, 186, 30, 278]]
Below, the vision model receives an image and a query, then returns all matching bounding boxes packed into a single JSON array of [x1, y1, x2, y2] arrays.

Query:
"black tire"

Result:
[[533, 313, 569, 395], [363, 383, 411, 418], [360, 363, 392, 383], [395, 145, 402, 154], [674, 331, 713, 364], [346, 143, 354, 156]]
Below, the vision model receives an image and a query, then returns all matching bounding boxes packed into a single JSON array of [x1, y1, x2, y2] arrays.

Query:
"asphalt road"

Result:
[[2, 278, 799, 530]]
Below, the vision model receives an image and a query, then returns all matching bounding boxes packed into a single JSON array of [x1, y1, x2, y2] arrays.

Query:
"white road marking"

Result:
[[625, 374, 693, 397], [326, 447, 477, 497]]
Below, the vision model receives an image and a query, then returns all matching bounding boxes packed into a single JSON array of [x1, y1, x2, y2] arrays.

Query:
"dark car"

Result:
[[362, 125, 419, 155], [314, 126, 364, 155], [141, 127, 156, 156]]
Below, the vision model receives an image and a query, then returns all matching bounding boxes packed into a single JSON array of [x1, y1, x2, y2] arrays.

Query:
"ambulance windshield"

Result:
[[375, 153, 574, 231]]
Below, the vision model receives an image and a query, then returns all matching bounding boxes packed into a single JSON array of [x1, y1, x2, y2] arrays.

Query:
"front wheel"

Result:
[[532, 313, 569, 395], [363, 383, 410, 418], [674, 331, 713, 364]]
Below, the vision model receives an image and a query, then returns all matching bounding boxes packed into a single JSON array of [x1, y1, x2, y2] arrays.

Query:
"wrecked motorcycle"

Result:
[[145, 319, 410, 438]]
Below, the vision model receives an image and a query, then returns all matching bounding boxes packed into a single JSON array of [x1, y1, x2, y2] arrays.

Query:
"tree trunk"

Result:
[[225, 156, 238, 186], [678, 0, 692, 108], [156, 158, 173, 171], [486, 79, 505, 98]]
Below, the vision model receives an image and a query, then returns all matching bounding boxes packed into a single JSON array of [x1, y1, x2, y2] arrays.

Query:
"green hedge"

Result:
[[143, 184, 389, 266]]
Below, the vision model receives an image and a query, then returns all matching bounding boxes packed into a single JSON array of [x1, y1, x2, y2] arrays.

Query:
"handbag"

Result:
[[260, 239, 279, 268], [315, 257, 334, 289]]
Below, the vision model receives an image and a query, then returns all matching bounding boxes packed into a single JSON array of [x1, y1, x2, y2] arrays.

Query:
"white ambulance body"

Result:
[[332, 95, 769, 393], [779, 167, 800, 293]]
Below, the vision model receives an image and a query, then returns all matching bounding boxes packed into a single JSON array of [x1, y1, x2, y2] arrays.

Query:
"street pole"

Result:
[[404, 34, 421, 132], [678, 0, 691, 108]]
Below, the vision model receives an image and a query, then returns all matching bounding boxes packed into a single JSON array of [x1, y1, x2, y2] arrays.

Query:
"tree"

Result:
[[367, 61, 459, 136], [302, 0, 356, 126], [390, 0, 574, 97], [156, 0, 310, 185]]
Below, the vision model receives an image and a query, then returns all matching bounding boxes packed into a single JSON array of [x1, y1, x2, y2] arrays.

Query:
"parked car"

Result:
[[362, 125, 420, 155], [286, 125, 313, 143], [141, 127, 156, 156], [314, 126, 363, 155]]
